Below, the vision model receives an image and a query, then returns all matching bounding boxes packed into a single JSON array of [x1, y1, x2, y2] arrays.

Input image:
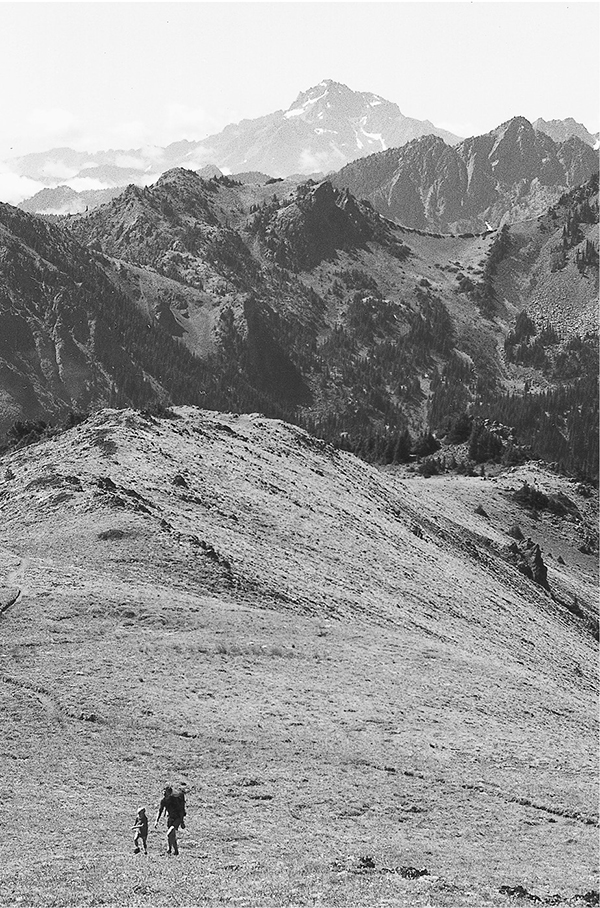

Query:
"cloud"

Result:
[[2, 107, 86, 159], [0, 166, 44, 205], [40, 161, 81, 180], [140, 172, 162, 187], [71, 120, 151, 153], [11, 112, 156, 158], [2, 101, 221, 163], [64, 177, 113, 193], [298, 147, 346, 174], [64, 174, 160, 193], [139, 145, 167, 164], [179, 146, 219, 168]]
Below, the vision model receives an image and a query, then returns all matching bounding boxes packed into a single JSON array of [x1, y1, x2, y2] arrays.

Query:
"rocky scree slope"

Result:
[[0, 406, 597, 906], [493, 173, 599, 337], [331, 117, 598, 233]]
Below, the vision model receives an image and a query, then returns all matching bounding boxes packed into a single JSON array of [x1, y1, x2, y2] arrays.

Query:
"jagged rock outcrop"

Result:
[[506, 538, 550, 591]]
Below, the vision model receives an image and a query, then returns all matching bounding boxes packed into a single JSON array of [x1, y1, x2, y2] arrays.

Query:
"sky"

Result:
[[0, 1, 598, 200]]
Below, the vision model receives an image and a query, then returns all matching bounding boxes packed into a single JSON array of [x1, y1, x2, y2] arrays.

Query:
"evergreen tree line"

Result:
[[474, 369, 598, 483]]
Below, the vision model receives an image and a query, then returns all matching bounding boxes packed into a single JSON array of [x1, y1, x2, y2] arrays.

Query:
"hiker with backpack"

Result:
[[155, 785, 186, 856]]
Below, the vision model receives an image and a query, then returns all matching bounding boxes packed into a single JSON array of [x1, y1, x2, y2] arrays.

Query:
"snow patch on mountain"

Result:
[[361, 128, 387, 150], [285, 88, 329, 119]]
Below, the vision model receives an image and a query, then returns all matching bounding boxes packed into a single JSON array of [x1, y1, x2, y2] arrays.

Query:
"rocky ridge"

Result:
[[331, 117, 598, 232]]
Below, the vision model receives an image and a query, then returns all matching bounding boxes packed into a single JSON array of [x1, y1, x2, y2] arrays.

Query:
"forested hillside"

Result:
[[0, 169, 597, 481]]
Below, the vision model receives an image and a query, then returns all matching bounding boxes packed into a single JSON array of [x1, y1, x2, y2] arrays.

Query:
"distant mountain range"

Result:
[[11, 84, 597, 230], [18, 184, 123, 216], [534, 117, 599, 149], [331, 117, 598, 232], [10, 80, 463, 198]]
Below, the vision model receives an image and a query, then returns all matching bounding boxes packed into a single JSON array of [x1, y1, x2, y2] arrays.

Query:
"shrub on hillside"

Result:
[[6, 420, 49, 449], [501, 442, 530, 467], [140, 402, 178, 420], [507, 523, 524, 541], [418, 458, 440, 477], [513, 482, 580, 517], [64, 410, 90, 429], [412, 432, 440, 458], [445, 412, 472, 444]]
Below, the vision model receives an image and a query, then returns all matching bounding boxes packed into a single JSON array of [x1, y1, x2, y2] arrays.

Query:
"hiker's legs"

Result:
[[133, 832, 141, 853], [141, 835, 148, 854], [167, 826, 178, 855]]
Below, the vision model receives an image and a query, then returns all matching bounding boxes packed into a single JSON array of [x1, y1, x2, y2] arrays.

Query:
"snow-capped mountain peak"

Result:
[[283, 79, 402, 126], [10, 79, 464, 203]]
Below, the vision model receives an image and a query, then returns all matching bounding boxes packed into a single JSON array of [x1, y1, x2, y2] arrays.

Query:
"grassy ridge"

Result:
[[0, 409, 597, 905]]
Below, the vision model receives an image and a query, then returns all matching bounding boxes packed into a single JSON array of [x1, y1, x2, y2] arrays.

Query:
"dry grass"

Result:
[[0, 408, 597, 907]]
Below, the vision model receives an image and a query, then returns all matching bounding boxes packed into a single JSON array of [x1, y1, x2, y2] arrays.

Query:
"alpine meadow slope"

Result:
[[0, 406, 597, 906]]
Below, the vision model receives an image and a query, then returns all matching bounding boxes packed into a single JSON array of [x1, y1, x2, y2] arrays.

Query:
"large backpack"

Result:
[[167, 788, 186, 823]]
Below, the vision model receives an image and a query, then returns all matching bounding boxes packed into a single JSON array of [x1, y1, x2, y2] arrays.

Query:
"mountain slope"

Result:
[[177, 79, 462, 177], [494, 174, 599, 336], [0, 407, 597, 906], [0, 198, 234, 434], [66, 169, 506, 432], [331, 118, 598, 232], [1, 170, 597, 478]]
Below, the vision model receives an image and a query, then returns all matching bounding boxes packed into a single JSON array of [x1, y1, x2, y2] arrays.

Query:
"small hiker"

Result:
[[132, 807, 148, 854], [155, 785, 186, 856]]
